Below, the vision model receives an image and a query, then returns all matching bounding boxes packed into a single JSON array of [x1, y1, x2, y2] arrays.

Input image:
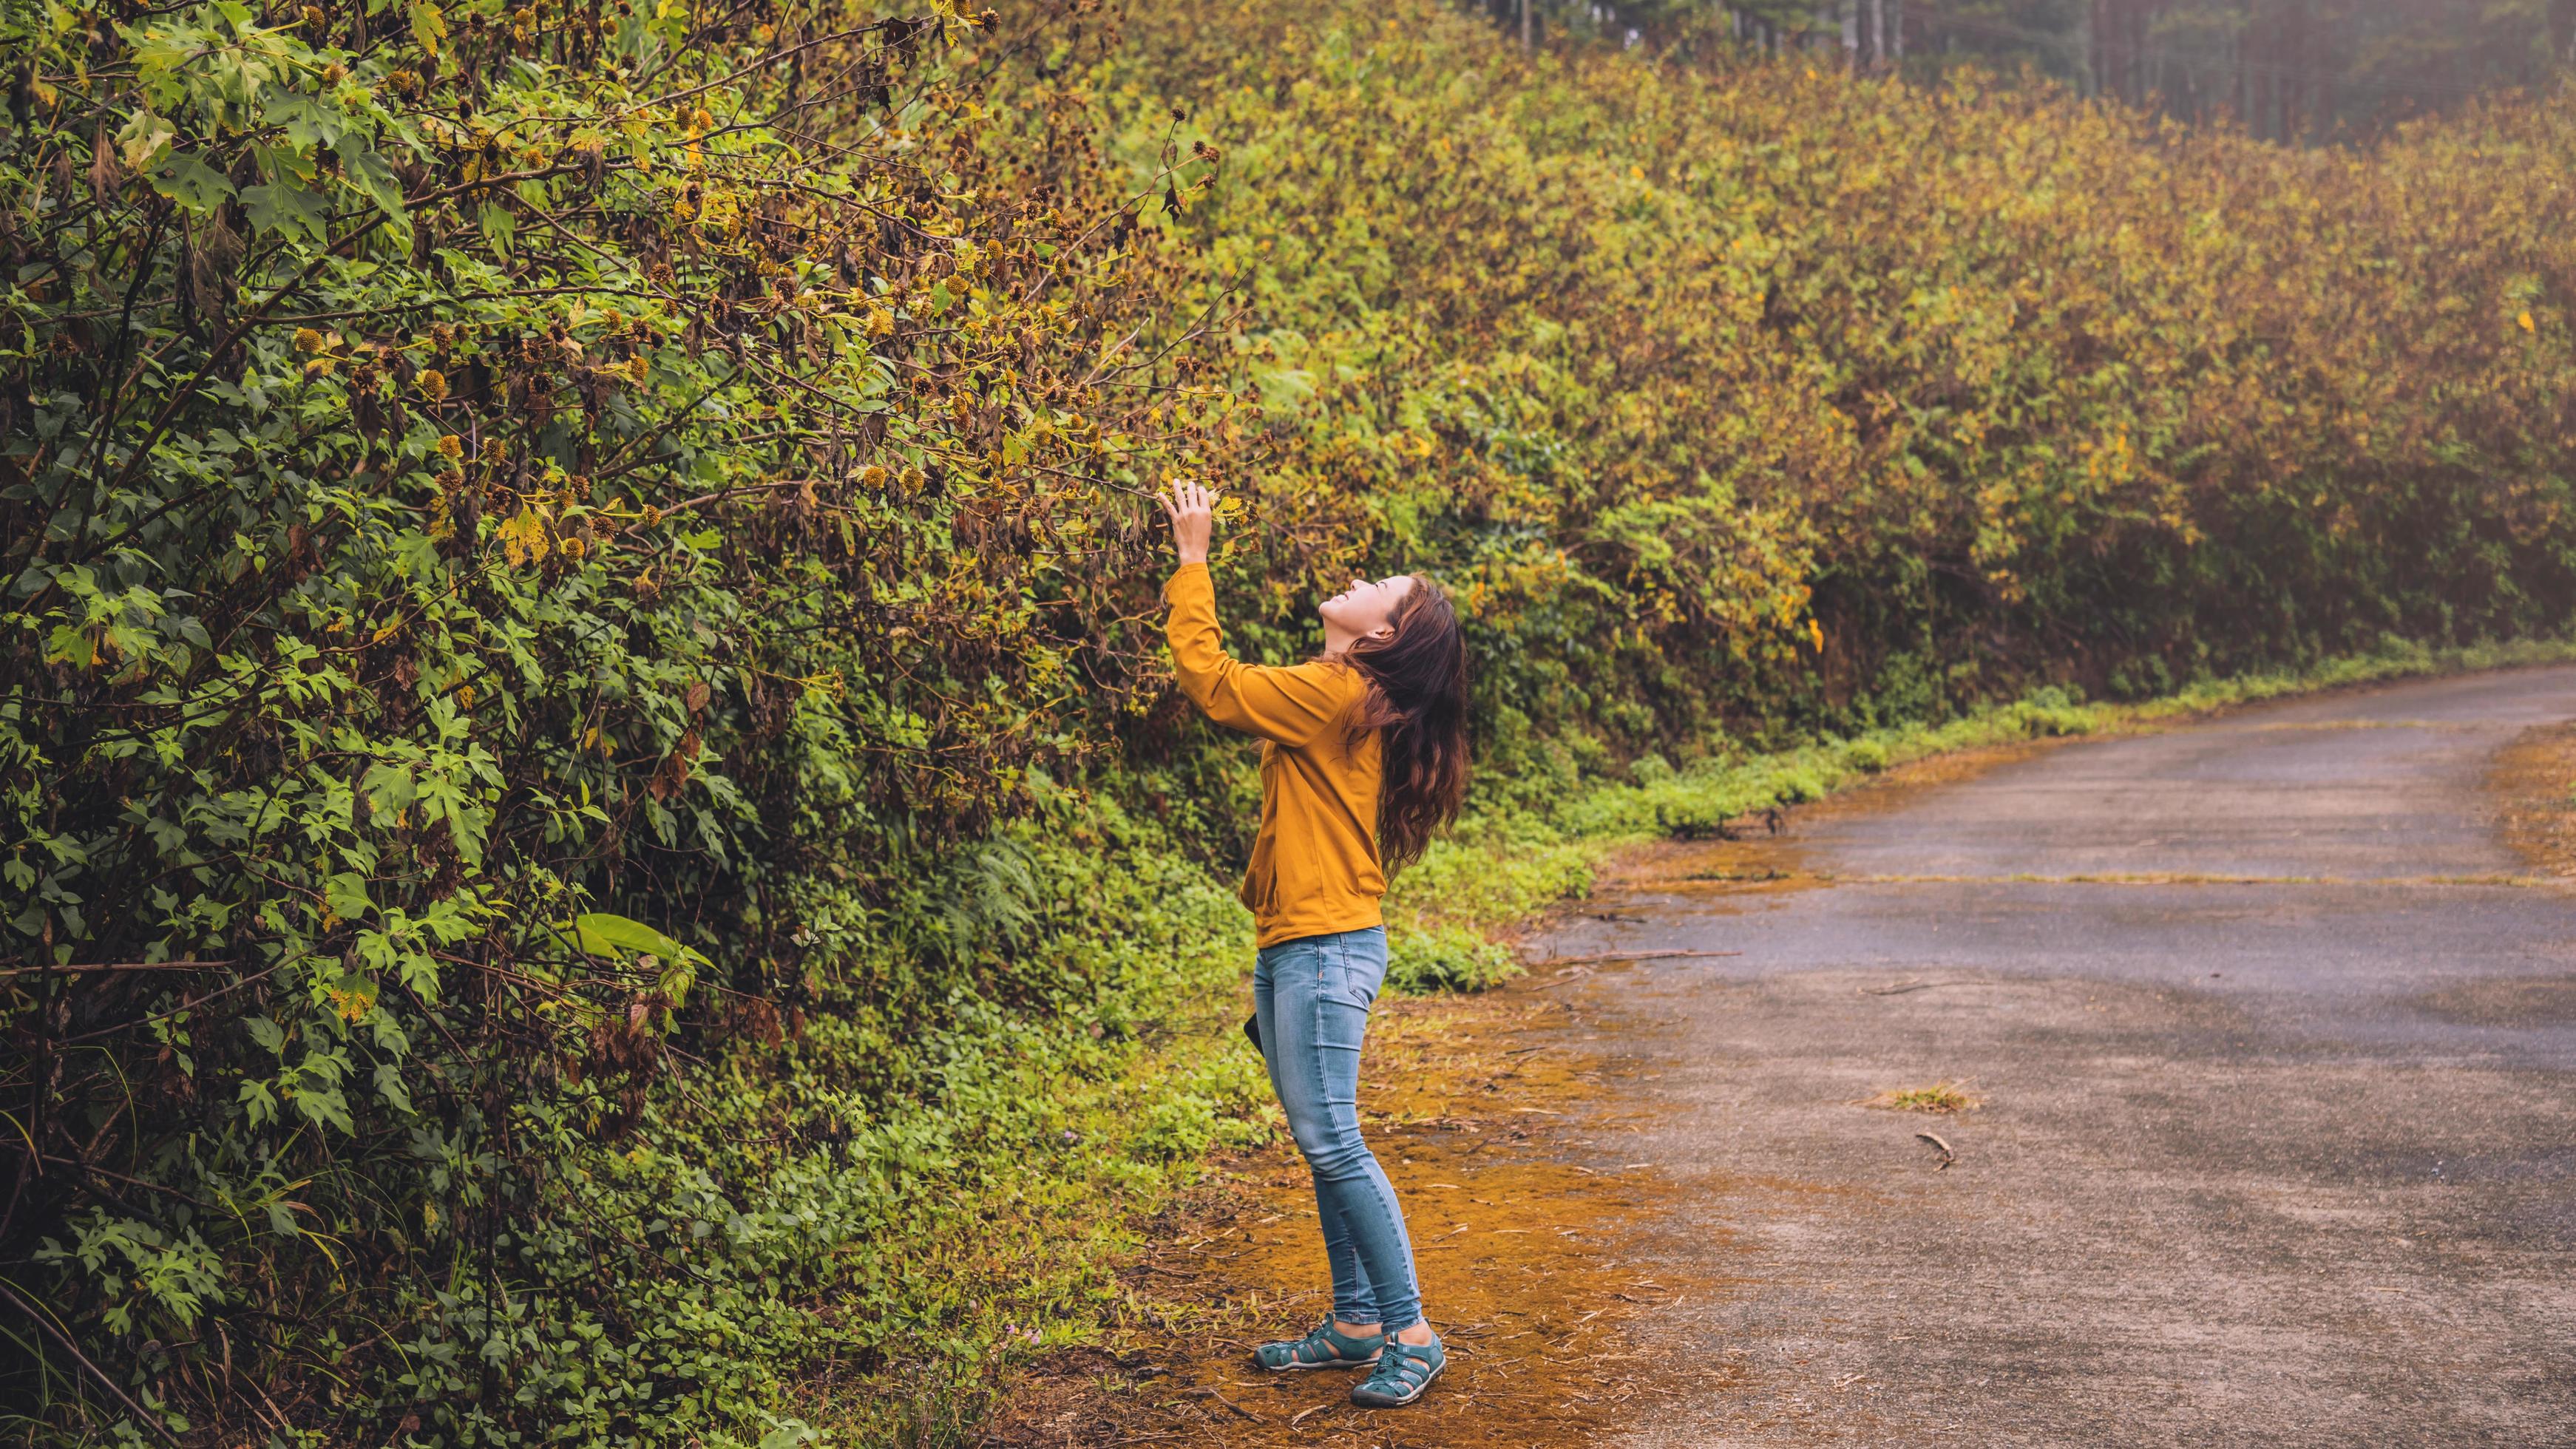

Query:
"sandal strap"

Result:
[[1258, 1317, 1382, 1368], [1366, 1336, 1441, 1388]]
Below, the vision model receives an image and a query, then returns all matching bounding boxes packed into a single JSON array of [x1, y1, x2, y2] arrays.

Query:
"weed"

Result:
[[1865, 1082, 1984, 1114]]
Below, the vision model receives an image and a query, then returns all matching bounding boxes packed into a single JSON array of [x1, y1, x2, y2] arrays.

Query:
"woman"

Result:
[[1157, 479, 1471, 1410]]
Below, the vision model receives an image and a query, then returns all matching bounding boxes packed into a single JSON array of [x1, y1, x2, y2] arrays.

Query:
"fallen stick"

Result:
[[1916, 1130, 1956, 1170], [1864, 977, 1973, 995], [1171, 1387, 1259, 1422]]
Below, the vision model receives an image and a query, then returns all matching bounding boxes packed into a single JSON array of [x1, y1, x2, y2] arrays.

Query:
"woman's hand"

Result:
[[1159, 478, 1218, 565]]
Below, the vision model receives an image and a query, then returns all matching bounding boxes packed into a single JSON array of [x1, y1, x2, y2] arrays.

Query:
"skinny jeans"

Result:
[[1252, 925, 1423, 1333]]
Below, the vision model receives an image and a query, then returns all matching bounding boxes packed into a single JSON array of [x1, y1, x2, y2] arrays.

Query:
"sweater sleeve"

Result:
[[1162, 563, 1358, 747]]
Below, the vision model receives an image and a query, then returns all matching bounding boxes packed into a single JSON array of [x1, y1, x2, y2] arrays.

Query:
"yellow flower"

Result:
[[2519, 310, 2537, 333], [294, 328, 326, 353], [628, 355, 649, 383], [418, 369, 449, 401], [435, 434, 464, 460]]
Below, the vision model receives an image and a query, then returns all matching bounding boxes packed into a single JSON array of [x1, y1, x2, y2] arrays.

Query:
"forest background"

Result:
[[3, 0, 2573, 1442]]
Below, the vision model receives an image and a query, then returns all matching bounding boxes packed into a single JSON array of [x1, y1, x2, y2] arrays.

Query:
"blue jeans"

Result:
[[1253, 925, 1424, 1333]]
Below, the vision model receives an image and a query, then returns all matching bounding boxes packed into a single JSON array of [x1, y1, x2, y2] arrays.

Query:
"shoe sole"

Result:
[[1349, 1356, 1443, 1407], [1253, 1351, 1381, 1372]]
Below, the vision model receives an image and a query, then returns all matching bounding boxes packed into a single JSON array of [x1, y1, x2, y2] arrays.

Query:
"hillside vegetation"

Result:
[[2, 0, 2571, 1441]]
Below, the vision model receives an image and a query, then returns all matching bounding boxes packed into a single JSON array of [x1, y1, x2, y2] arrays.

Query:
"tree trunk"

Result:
[[2088, 0, 2106, 95], [2232, 12, 2248, 132], [1519, 0, 1531, 53]]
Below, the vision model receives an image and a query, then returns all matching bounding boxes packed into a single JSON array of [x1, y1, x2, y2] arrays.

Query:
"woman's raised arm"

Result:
[[1159, 481, 1360, 747]]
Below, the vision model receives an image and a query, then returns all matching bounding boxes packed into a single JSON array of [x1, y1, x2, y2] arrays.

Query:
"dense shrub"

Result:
[[6, 0, 2576, 1441], [0, 0, 1247, 1439], [1116, 1, 2576, 759]]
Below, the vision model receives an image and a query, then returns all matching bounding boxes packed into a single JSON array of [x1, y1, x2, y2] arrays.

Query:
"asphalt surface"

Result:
[[1532, 668, 2576, 1447]]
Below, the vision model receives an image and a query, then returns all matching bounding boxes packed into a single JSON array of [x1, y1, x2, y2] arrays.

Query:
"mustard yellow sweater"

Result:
[[1162, 563, 1385, 946]]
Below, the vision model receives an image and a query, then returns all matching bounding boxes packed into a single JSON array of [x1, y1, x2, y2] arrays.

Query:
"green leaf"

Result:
[[293, 1083, 353, 1133], [361, 761, 418, 813], [116, 109, 177, 171], [242, 182, 333, 244], [409, 0, 447, 58], [561, 911, 708, 968], [757, 1418, 822, 1449], [149, 152, 238, 211], [334, 135, 410, 227], [480, 200, 516, 257], [325, 872, 373, 922], [373, 1062, 414, 1115]]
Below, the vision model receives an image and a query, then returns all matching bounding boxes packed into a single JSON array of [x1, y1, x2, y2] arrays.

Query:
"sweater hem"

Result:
[[1252, 908, 1386, 951]]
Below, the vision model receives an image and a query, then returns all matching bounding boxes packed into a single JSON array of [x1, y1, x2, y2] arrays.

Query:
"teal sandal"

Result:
[[1252, 1317, 1384, 1371], [1349, 1333, 1443, 1407]]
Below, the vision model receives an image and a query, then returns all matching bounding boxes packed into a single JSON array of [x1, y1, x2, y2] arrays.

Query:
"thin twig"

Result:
[[0, 1279, 180, 1444]]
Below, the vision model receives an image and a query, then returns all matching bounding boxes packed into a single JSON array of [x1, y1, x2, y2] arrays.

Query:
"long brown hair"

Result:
[[1343, 577, 1470, 872]]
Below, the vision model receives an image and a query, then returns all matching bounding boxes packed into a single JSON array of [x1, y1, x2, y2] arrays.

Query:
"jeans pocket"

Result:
[[1335, 934, 1387, 1011]]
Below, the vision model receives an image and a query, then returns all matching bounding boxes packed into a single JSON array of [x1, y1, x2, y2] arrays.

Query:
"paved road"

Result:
[[1534, 668, 2576, 1446]]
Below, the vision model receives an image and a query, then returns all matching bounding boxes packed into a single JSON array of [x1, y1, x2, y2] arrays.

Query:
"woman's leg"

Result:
[[1256, 942, 1378, 1329], [1264, 928, 1424, 1333]]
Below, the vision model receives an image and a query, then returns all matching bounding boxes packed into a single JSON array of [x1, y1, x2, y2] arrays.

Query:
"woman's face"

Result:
[[1319, 574, 1416, 642]]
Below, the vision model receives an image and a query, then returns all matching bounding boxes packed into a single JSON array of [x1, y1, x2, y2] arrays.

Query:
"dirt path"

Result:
[[980, 985, 1737, 1447], [1533, 666, 2576, 1446]]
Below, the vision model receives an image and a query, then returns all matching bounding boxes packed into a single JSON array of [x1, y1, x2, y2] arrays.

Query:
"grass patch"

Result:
[[1865, 1082, 1984, 1114]]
